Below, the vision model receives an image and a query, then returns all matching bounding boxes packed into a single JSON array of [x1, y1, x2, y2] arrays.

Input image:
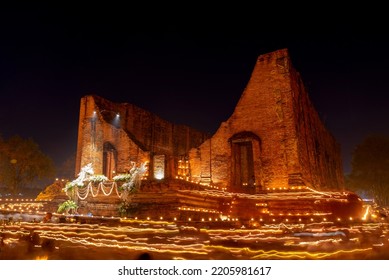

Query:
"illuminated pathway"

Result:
[[1, 202, 388, 260]]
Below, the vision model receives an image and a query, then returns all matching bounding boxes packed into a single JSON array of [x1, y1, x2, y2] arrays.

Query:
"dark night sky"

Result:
[[1, 6, 389, 175]]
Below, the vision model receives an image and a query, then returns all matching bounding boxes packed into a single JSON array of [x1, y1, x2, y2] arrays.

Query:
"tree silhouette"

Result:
[[0, 135, 55, 194], [57, 153, 76, 180], [347, 134, 389, 206]]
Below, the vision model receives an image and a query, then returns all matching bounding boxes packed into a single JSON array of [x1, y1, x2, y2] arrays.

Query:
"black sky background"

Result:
[[1, 5, 389, 176]]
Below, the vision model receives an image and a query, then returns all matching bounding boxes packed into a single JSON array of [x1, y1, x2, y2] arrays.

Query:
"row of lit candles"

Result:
[[0, 198, 37, 202], [178, 207, 221, 214], [266, 186, 307, 191], [1, 206, 42, 210], [1, 210, 380, 224], [118, 216, 369, 223]]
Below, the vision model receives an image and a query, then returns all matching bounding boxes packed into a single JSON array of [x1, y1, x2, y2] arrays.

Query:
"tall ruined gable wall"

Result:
[[190, 49, 344, 190]]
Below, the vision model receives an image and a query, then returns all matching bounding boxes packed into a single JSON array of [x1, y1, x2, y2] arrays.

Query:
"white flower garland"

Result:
[[75, 181, 122, 200], [71, 161, 147, 201], [100, 182, 115, 196]]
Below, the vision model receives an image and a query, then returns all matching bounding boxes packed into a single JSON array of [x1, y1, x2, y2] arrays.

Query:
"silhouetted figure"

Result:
[[41, 238, 55, 252], [43, 212, 52, 223], [137, 252, 152, 259]]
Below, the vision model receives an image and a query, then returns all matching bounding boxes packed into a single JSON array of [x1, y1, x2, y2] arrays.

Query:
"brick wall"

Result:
[[76, 95, 209, 179], [189, 49, 344, 191], [76, 48, 344, 192]]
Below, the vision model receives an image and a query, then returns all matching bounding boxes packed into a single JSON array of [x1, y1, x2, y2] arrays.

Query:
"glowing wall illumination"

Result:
[[153, 155, 165, 180], [155, 172, 164, 180], [112, 112, 120, 127]]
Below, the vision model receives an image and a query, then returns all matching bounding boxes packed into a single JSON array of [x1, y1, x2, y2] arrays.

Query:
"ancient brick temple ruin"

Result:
[[68, 48, 362, 221], [76, 48, 344, 192]]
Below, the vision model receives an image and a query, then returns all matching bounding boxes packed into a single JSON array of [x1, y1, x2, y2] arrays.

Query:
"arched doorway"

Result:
[[103, 142, 117, 179], [229, 132, 261, 193]]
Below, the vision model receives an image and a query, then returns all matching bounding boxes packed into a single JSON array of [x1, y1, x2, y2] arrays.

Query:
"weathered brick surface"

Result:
[[75, 95, 209, 178], [76, 48, 344, 194], [189, 49, 344, 191]]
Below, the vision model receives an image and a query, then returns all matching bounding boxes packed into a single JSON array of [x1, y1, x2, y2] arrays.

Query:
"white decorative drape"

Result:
[[75, 181, 127, 200]]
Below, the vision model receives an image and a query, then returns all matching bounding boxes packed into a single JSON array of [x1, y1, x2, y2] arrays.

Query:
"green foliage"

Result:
[[348, 134, 389, 206], [114, 173, 136, 192], [63, 181, 82, 200], [118, 201, 137, 217], [88, 174, 108, 183], [113, 173, 132, 182], [0, 135, 55, 193], [58, 200, 78, 214]]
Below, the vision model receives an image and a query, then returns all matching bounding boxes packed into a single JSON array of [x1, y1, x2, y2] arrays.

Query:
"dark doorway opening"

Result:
[[230, 131, 261, 193], [232, 141, 254, 192], [103, 142, 117, 179]]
